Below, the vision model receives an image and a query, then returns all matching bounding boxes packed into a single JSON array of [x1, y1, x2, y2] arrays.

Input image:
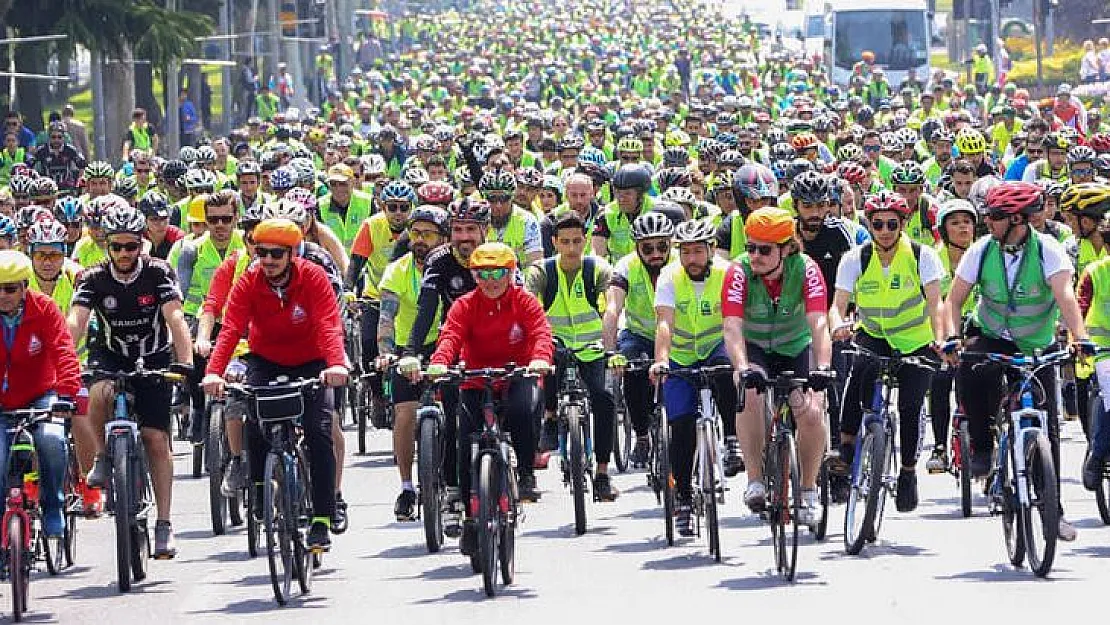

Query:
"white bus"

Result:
[[826, 0, 931, 89]]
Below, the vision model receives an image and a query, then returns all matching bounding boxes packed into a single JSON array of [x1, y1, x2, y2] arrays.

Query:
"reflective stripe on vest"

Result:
[[130, 124, 152, 150], [1084, 257, 1110, 358], [602, 196, 654, 262], [728, 211, 747, 260], [741, 254, 810, 357], [380, 252, 438, 347], [185, 231, 245, 317], [544, 256, 604, 361], [974, 233, 1058, 352], [854, 236, 933, 353], [623, 254, 659, 340], [320, 190, 373, 249], [1078, 238, 1108, 282], [669, 262, 726, 367]]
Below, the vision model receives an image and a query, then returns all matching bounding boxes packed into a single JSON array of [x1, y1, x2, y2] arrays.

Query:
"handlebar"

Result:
[[224, 378, 322, 399], [425, 365, 543, 384], [83, 366, 188, 386], [1, 404, 74, 427], [842, 344, 938, 373], [657, 363, 735, 384], [959, 349, 1071, 371]]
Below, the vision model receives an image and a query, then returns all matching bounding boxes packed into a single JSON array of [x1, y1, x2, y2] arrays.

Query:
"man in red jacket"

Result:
[[398, 242, 553, 557], [202, 218, 348, 552], [0, 250, 80, 539]]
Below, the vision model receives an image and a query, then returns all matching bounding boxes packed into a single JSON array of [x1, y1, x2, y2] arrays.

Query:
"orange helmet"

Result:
[[469, 242, 517, 270], [861, 50, 875, 63], [744, 208, 796, 244], [791, 132, 819, 151], [252, 218, 303, 248]]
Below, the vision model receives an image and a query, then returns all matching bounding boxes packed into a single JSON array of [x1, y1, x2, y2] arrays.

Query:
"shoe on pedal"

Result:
[[220, 456, 245, 498], [539, 419, 559, 452], [925, 446, 949, 474], [797, 488, 819, 528], [630, 436, 650, 468], [80, 482, 103, 518], [154, 520, 177, 560], [518, 471, 541, 502], [332, 492, 349, 534], [744, 479, 767, 513], [594, 473, 619, 502], [970, 450, 992, 478], [394, 489, 417, 521], [1058, 517, 1078, 542], [86, 453, 111, 490], [675, 493, 695, 537], [833, 442, 854, 475], [307, 520, 332, 551], [444, 489, 463, 538], [895, 470, 918, 512], [1083, 453, 1105, 491], [533, 450, 551, 470], [724, 435, 744, 477]]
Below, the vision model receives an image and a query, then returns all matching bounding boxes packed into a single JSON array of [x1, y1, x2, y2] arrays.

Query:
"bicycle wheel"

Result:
[[130, 447, 151, 579], [1021, 433, 1059, 578], [659, 415, 674, 546], [478, 453, 499, 597], [766, 430, 783, 568], [1000, 446, 1025, 568], [959, 420, 973, 518], [9, 514, 26, 621], [418, 416, 444, 553], [44, 530, 63, 576], [263, 453, 293, 606], [293, 453, 314, 595], [612, 379, 630, 473], [814, 459, 830, 541], [500, 457, 517, 585], [191, 405, 206, 479], [649, 409, 663, 504], [843, 424, 883, 555], [357, 378, 371, 456], [702, 425, 721, 562], [779, 434, 801, 581], [567, 405, 588, 536], [111, 435, 132, 592], [247, 484, 260, 558], [63, 504, 77, 567], [207, 403, 229, 535], [1096, 457, 1110, 525], [868, 423, 894, 542]]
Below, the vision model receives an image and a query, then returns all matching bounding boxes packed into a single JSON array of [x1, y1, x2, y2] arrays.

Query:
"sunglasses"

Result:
[[385, 202, 411, 213], [254, 246, 288, 259], [745, 243, 776, 256], [638, 241, 670, 255], [32, 251, 64, 262], [0, 284, 21, 294], [984, 211, 1011, 221], [206, 215, 236, 225], [108, 241, 141, 253], [1072, 167, 1094, 177], [863, 145, 881, 153], [1026, 149, 1044, 156], [475, 267, 509, 281], [408, 228, 440, 241], [485, 194, 512, 204], [870, 218, 901, 232], [893, 185, 921, 194]]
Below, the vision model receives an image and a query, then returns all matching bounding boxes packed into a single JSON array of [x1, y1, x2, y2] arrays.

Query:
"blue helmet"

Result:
[[53, 196, 86, 225]]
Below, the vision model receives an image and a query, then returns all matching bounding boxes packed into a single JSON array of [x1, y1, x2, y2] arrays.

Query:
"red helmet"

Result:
[[1089, 133, 1110, 154], [837, 161, 869, 185], [984, 181, 1043, 215], [863, 190, 911, 218], [791, 133, 819, 151], [417, 181, 455, 206]]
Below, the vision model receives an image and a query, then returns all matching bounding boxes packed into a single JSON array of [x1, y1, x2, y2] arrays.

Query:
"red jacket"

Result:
[[430, 285, 553, 388], [0, 290, 81, 410], [207, 257, 346, 376]]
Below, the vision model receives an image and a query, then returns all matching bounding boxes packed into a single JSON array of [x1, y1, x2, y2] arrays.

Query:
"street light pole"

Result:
[[165, 0, 181, 156]]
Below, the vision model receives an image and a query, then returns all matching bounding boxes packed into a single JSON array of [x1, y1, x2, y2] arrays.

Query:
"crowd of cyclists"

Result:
[[1, 0, 1110, 601]]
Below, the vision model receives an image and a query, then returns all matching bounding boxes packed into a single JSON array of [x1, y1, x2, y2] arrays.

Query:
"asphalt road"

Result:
[[15, 418, 1110, 624]]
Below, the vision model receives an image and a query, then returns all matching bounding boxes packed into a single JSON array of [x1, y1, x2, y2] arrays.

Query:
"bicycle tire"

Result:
[[868, 423, 894, 543], [44, 531, 63, 576], [293, 453, 314, 595], [111, 435, 132, 592], [1096, 459, 1110, 525], [1001, 443, 1025, 568], [63, 448, 80, 567], [815, 459, 830, 541], [191, 406, 206, 479], [612, 379, 629, 472], [63, 507, 77, 567], [247, 487, 260, 558], [9, 514, 26, 621], [567, 404, 588, 536], [781, 434, 801, 581], [844, 426, 881, 555], [649, 408, 663, 504], [418, 416, 444, 553], [357, 379, 371, 456], [659, 415, 674, 546], [131, 444, 152, 578], [478, 453, 499, 597], [207, 403, 228, 535], [500, 455, 516, 585], [702, 422, 720, 562], [1022, 433, 1059, 578], [263, 453, 293, 605], [766, 428, 783, 568], [959, 420, 973, 518]]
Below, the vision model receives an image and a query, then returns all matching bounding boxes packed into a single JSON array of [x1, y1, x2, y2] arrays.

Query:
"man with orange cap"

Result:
[[721, 208, 834, 525], [853, 50, 876, 81]]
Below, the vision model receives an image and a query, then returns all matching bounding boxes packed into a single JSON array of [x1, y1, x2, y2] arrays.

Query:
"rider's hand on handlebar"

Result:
[[320, 365, 349, 387], [607, 353, 628, 373], [170, 362, 194, 377], [807, 368, 836, 392], [648, 361, 669, 384], [375, 354, 397, 372], [425, 363, 449, 379], [1075, 339, 1098, 359], [527, 359, 554, 375], [832, 322, 854, 342], [202, 373, 226, 398], [194, 337, 212, 358]]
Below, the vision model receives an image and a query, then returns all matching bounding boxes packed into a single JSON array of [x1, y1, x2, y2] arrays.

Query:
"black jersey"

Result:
[[72, 256, 181, 359], [406, 244, 476, 353], [801, 219, 857, 308]]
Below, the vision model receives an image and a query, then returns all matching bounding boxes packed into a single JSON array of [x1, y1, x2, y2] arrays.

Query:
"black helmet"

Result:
[[785, 158, 816, 181], [611, 164, 652, 192], [790, 170, 831, 204]]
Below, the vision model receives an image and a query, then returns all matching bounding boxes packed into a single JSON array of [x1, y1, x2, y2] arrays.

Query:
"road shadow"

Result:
[[179, 549, 252, 564], [599, 539, 670, 554], [44, 579, 172, 600], [352, 455, 395, 469], [188, 594, 327, 615], [1070, 517, 1108, 529], [524, 524, 616, 539], [1068, 545, 1110, 558], [641, 551, 719, 570], [719, 514, 764, 529], [935, 563, 1079, 582], [412, 584, 537, 604], [388, 562, 476, 582], [817, 540, 934, 561], [615, 507, 664, 521], [366, 543, 427, 559], [175, 529, 221, 541], [5, 610, 56, 623], [718, 570, 824, 590]]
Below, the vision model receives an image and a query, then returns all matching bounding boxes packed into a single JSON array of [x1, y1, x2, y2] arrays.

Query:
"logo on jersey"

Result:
[[508, 323, 524, 345], [450, 276, 466, 292], [27, 334, 41, 356], [103, 296, 117, 311], [138, 294, 155, 306], [290, 303, 307, 324]]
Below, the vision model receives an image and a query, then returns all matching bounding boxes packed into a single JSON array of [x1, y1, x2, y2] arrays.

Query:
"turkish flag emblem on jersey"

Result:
[[138, 294, 155, 306]]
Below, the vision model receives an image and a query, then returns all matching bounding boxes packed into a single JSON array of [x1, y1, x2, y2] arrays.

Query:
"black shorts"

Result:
[[88, 348, 173, 433], [390, 345, 435, 403], [746, 342, 812, 379]]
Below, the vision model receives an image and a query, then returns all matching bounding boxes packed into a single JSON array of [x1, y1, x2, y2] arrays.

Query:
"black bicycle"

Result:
[[205, 395, 245, 536], [646, 381, 673, 546], [416, 383, 451, 553], [607, 356, 652, 473], [227, 378, 321, 605], [554, 347, 596, 536]]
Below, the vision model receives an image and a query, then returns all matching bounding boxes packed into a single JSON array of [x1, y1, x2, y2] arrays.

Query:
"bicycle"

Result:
[[0, 401, 75, 622], [205, 394, 245, 536], [840, 345, 935, 556], [1081, 365, 1110, 525], [340, 295, 365, 430], [429, 366, 532, 598], [554, 346, 596, 536], [416, 381, 454, 553], [226, 378, 321, 606], [661, 364, 732, 560], [961, 348, 1069, 578], [86, 361, 187, 592], [646, 382, 674, 546], [607, 356, 652, 473]]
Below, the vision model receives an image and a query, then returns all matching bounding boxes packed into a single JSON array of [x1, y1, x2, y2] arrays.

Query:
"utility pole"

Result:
[[1033, 0, 1044, 94], [220, 0, 232, 133], [989, 0, 1001, 80], [91, 49, 107, 159], [165, 0, 181, 156]]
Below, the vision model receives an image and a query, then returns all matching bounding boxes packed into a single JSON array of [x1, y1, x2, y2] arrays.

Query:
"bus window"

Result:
[[833, 9, 928, 70]]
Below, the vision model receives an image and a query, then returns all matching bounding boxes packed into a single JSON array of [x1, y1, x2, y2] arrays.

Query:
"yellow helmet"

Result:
[[1060, 182, 1110, 218], [187, 194, 208, 224], [0, 250, 32, 284], [469, 242, 517, 270]]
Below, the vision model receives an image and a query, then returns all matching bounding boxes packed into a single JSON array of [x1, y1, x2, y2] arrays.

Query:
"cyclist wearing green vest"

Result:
[[1077, 231, 1110, 491], [319, 164, 373, 250], [830, 191, 946, 514], [374, 206, 448, 523], [122, 108, 158, 162], [593, 164, 654, 263], [603, 212, 677, 469], [1021, 133, 1070, 184], [480, 169, 543, 267], [525, 211, 619, 502], [947, 181, 1093, 543], [716, 162, 779, 261], [0, 133, 25, 186], [890, 161, 940, 247], [72, 194, 116, 269], [649, 217, 739, 537], [1060, 182, 1110, 280], [723, 208, 833, 525]]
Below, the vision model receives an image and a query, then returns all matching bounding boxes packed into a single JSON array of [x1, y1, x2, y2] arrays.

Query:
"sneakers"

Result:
[[332, 492, 349, 534], [970, 450, 992, 478], [675, 492, 695, 537], [1058, 517, 1078, 542], [895, 470, 918, 513], [153, 520, 177, 560], [86, 454, 111, 490], [220, 456, 245, 498], [744, 480, 767, 513], [460, 520, 477, 556], [533, 450, 551, 470], [630, 436, 650, 468], [79, 481, 103, 518], [518, 472, 541, 502], [594, 473, 619, 502], [1083, 453, 1105, 491], [724, 436, 744, 477], [444, 488, 462, 538], [394, 489, 417, 522], [307, 520, 332, 551], [797, 488, 820, 527], [925, 446, 949, 474], [539, 419, 559, 452]]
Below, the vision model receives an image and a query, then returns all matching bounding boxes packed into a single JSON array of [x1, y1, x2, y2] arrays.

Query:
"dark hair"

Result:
[[205, 189, 238, 211], [552, 210, 587, 235], [1026, 118, 1050, 135], [950, 159, 976, 176]]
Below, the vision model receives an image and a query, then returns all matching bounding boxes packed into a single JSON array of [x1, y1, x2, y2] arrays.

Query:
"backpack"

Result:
[[541, 256, 600, 315], [859, 239, 925, 297]]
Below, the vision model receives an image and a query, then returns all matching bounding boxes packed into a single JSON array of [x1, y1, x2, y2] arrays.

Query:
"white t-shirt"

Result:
[[834, 241, 944, 293], [954, 230, 1072, 287], [655, 258, 729, 309]]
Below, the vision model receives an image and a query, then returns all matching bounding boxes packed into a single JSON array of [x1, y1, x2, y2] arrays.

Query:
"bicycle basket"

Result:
[[253, 386, 305, 423]]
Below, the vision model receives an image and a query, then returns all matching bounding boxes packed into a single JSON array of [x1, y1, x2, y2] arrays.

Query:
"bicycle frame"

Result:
[[0, 410, 59, 554]]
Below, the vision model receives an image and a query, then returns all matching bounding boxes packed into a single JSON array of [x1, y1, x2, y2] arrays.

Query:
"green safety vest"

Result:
[[622, 253, 670, 340], [669, 261, 726, 366], [379, 252, 438, 347], [1038, 160, 1069, 184], [1078, 238, 1108, 282], [73, 236, 106, 268], [937, 244, 977, 317], [359, 213, 400, 300], [0, 148, 24, 184], [129, 123, 152, 150], [1084, 257, 1110, 357], [728, 211, 747, 260], [542, 255, 605, 362], [319, 190, 373, 249], [30, 261, 85, 361], [487, 208, 530, 266], [906, 200, 936, 247], [854, 237, 934, 353], [974, 233, 1058, 352], [180, 231, 246, 316], [740, 254, 810, 357], [600, 196, 654, 262]]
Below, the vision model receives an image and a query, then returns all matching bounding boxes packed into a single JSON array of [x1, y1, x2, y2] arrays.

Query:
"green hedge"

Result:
[[1007, 48, 1083, 89]]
